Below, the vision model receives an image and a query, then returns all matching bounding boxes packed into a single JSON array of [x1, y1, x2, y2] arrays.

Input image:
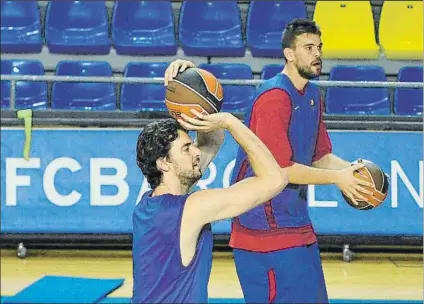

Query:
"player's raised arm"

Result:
[[179, 110, 288, 225], [193, 129, 225, 176]]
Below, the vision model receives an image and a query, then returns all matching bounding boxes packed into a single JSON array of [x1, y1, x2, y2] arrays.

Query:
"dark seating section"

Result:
[[394, 67, 423, 116], [198, 63, 256, 112], [247, 1, 306, 58], [51, 61, 116, 111], [0, 1, 43, 53], [45, 1, 110, 54], [179, 1, 245, 57], [120, 62, 168, 111], [1, 59, 421, 115], [0, 1, 421, 115], [1, 59, 47, 109], [0, 0, 422, 60], [112, 1, 177, 56], [326, 66, 390, 115], [261, 64, 284, 80]]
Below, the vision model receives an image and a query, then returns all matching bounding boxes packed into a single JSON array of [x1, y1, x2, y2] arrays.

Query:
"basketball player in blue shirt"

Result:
[[132, 106, 288, 302]]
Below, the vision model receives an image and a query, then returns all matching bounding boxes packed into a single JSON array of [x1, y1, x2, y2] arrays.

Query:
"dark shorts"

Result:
[[233, 242, 329, 303]]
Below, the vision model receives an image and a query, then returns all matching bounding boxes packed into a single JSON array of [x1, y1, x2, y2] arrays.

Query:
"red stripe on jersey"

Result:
[[264, 201, 278, 229], [268, 269, 277, 303], [234, 158, 249, 226], [230, 221, 317, 252]]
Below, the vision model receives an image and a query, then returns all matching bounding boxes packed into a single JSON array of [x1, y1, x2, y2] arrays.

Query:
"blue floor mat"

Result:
[[2, 276, 124, 304], [3, 282, 422, 304]]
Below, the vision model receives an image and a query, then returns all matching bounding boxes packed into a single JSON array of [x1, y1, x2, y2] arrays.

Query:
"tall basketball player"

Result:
[[132, 108, 288, 302], [165, 19, 373, 303], [228, 19, 374, 303]]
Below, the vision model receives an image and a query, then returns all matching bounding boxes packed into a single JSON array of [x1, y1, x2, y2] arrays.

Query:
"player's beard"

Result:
[[295, 59, 322, 79], [174, 161, 202, 189]]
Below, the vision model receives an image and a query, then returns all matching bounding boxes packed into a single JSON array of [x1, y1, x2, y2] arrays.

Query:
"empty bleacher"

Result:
[[198, 63, 256, 112], [325, 66, 390, 115], [0, 1, 422, 116], [394, 66, 423, 116], [379, 1, 423, 60], [313, 1, 380, 59], [120, 62, 169, 111], [179, 1, 245, 57], [247, 1, 307, 58], [1, 59, 47, 109], [45, 1, 111, 55], [260, 64, 285, 80], [51, 60, 116, 111], [112, 1, 178, 56], [0, 1, 43, 53]]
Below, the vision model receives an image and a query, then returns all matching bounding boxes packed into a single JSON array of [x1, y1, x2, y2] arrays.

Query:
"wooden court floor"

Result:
[[1, 249, 422, 301]]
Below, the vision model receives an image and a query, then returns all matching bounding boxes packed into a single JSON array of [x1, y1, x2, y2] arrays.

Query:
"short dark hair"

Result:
[[281, 19, 321, 61], [136, 119, 185, 190]]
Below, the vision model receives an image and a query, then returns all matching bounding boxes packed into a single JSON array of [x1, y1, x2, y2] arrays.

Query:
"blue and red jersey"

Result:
[[230, 73, 332, 252]]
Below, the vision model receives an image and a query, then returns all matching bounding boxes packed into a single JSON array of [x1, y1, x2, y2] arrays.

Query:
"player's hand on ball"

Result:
[[178, 109, 233, 132], [164, 59, 196, 86], [335, 163, 374, 206]]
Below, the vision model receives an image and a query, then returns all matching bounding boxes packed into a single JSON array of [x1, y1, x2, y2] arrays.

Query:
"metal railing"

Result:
[[1, 74, 423, 110]]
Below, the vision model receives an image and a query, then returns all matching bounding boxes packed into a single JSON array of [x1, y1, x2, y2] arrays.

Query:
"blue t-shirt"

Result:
[[132, 190, 213, 303]]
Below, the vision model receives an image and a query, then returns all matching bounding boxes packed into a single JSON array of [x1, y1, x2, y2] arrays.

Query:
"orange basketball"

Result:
[[342, 159, 389, 210], [165, 68, 223, 120]]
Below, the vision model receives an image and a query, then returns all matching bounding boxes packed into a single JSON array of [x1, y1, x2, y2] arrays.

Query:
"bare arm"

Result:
[[285, 162, 339, 185], [179, 111, 287, 266], [286, 154, 351, 185], [285, 160, 372, 202], [248, 91, 370, 202], [312, 153, 351, 170], [194, 129, 225, 174], [180, 112, 288, 226], [245, 91, 343, 186]]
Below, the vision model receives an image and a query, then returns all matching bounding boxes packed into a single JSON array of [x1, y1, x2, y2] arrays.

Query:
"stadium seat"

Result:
[[45, 1, 110, 54], [326, 66, 390, 115], [1, 60, 47, 109], [313, 1, 379, 59], [0, 1, 42, 53], [51, 61, 116, 110], [379, 1, 423, 60], [112, 1, 177, 56], [179, 1, 245, 57], [120, 62, 168, 111], [198, 63, 255, 112], [247, 1, 307, 57], [261, 64, 284, 80], [394, 67, 423, 116]]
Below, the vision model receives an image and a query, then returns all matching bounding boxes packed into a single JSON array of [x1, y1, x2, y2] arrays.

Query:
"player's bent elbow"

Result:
[[271, 172, 289, 196], [279, 168, 289, 189], [270, 169, 289, 190], [258, 172, 289, 203]]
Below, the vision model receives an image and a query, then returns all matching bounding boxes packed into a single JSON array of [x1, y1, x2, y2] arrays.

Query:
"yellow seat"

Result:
[[379, 1, 423, 60], [313, 1, 380, 59]]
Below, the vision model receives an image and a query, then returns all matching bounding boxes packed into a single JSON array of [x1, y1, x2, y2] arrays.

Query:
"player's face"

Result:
[[168, 130, 202, 187], [292, 33, 323, 79]]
